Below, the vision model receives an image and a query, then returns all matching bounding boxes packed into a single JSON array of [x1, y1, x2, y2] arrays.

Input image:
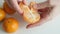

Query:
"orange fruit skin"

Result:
[[29, 2, 36, 9], [19, 2, 40, 24], [0, 8, 6, 21], [3, 18, 19, 33], [3, 2, 16, 15]]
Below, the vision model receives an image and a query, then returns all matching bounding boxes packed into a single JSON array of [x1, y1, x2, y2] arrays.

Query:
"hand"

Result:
[[5, 0, 27, 14], [26, 0, 60, 28]]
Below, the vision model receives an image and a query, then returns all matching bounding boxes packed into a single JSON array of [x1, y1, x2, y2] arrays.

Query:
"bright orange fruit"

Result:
[[3, 2, 16, 15], [3, 18, 19, 33], [19, 2, 40, 24], [0, 8, 6, 21]]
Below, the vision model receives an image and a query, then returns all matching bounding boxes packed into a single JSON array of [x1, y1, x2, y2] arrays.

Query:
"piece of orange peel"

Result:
[[19, 2, 40, 24]]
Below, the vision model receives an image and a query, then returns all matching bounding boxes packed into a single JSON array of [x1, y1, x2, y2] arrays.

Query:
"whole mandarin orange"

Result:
[[3, 2, 16, 15], [0, 8, 6, 21], [3, 17, 19, 33]]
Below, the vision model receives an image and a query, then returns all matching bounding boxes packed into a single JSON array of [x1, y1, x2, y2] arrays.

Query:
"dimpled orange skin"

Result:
[[3, 18, 19, 33], [19, 2, 40, 24], [3, 2, 16, 15], [0, 8, 6, 21]]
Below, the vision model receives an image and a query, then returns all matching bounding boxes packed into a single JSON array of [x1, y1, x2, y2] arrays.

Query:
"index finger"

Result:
[[6, 0, 23, 14]]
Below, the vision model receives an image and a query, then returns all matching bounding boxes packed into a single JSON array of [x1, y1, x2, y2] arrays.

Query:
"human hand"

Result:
[[5, 0, 27, 14], [26, 0, 60, 28]]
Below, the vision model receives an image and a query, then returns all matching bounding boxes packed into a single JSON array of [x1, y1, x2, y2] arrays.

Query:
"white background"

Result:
[[0, 0, 60, 34]]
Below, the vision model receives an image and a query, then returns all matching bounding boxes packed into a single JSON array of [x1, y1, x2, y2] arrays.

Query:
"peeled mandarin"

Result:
[[19, 2, 40, 24]]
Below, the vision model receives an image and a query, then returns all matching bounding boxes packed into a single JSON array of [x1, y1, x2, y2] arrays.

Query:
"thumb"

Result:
[[22, 0, 27, 5], [26, 15, 52, 29], [33, 0, 51, 10]]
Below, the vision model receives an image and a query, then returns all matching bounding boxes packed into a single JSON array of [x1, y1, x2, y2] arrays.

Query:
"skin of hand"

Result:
[[5, 0, 60, 28], [5, 0, 27, 14], [26, 0, 60, 28]]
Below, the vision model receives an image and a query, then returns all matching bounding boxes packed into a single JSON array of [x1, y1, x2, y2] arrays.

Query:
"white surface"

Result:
[[0, 0, 60, 34]]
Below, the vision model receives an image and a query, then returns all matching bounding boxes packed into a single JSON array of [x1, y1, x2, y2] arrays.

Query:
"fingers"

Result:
[[5, 0, 13, 8], [17, 0, 22, 4], [5, 0, 27, 14], [49, 0, 60, 6], [26, 16, 52, 29], [26, 4, 59, 29], [33, 0, 52, 9], [26, 6, 54, 29], [22, 0, 27, 5], [18, 0, 27, 5], [17, 0, 22, 1], [8, 0, 23, 14]]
